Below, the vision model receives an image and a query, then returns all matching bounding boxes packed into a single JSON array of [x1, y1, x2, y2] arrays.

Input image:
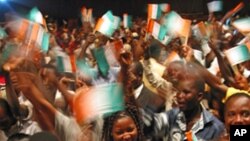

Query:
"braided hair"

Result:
[[102, 105, 144, 141]]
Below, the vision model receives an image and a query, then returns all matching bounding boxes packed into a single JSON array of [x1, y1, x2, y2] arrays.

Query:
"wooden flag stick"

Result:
[[220, 2, 244, 24]]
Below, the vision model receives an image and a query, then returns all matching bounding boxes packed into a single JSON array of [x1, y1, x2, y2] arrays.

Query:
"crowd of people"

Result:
[[0, 2, 250, 141]]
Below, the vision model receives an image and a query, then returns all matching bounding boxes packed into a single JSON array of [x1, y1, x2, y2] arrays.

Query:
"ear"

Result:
[[197, 91, 203, 102]]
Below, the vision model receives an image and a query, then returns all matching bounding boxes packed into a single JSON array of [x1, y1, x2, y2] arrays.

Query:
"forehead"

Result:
[[113, 116, 135, 128], [226, 96, 250, 111]]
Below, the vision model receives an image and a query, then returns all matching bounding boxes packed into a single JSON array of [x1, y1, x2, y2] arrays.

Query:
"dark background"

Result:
[[0, 0, 249, 23]]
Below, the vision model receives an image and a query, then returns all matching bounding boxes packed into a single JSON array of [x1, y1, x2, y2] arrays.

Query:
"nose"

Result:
[[122, 133, 132, 140], [233, 115, 244, 125]]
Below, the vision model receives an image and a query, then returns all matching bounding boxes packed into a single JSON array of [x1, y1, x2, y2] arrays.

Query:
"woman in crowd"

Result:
[[102, 105, 144, 141]]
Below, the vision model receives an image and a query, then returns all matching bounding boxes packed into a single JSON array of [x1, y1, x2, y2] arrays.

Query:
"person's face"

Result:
[[165, 63, 183, 84], [224, 96, 250, 132], [112, 116, 138, 141], [176, 80, 202, 112]]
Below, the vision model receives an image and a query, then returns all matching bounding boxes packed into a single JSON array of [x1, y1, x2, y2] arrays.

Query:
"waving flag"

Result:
[[56, 53, 77, 73], [73, 83, 124, 123], [147, 19, 167, 41], [113, 16, 121, 30], [225, 45, 250, 66], [232, 17, 250, 34], [94, 18, 115, 37], [207, 1, 223, 13], [160, 3, 171, 13], [102, 10, 114, 22], [123, 13, 132, 28], [148, 4, 161, 20]]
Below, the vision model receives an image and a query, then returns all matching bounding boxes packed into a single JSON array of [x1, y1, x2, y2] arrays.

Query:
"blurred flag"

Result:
[[177, 19, 191, 38], [232, 17, 250, 34], [193, 22, 208, 38], [177, 19, 192, 45], [102, 10, 114, 22], [56, 53, 77, 73], [113, 16, 121, 30], [162, 11, 182, 36], [94, 18, 115, 37], [148, 4, 161, 20], [207, 0, 223, 13], [160, 3, 171, 13], [6, 18, 30, 40], [73, 83, 124, 123], [29, 7, 47, 29], [147, 19, 167, 41], [224, 45, 250, 66], [123, 13, 132, 28], [77, 58, 97, 79], [92, 47, 110, 77]]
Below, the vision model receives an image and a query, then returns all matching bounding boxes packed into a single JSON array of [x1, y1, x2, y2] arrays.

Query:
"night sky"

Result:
[[0, 0, 248, 22]]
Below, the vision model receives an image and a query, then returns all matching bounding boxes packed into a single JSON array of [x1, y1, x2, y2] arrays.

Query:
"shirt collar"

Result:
[[134, 84, 144, 99]]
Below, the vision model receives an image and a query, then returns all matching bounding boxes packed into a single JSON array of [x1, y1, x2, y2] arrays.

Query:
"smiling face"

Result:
[[112, 116, 138, 141], [224, 94, 250, 132]]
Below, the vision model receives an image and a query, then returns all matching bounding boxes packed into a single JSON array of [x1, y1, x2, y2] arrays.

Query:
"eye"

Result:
[[127, 127, 134, 132], [115, 130, 123, 135], [227, 112, 235, 118], [241, 111, 250, 118]]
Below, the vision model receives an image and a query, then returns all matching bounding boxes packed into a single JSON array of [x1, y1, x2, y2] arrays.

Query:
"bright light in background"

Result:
[[0, 0, 6, 2]]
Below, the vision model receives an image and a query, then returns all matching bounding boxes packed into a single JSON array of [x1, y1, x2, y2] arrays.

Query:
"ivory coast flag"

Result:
[[26, 23, 40, 43], [232, 17, 250, 34], [224, 45, 250, 66], [160, 3, 171, 13], [56, 53, 77, 73], [148, 4, 161, 20], [113, 16, 121, 30], [162, 11, 182, 36], [207, 0, 223, 13], [147, 19, 167, 41], [102, 10, 114, 22], [123, 13, 132, 28], [177, 19, 192, 38], [94, 18, 115, 37], [6, 18, 30, 40], [73, 83, 124, 123]]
